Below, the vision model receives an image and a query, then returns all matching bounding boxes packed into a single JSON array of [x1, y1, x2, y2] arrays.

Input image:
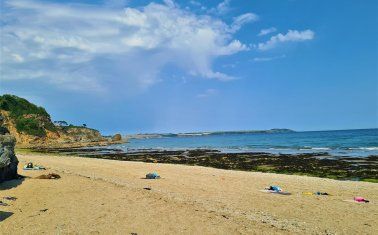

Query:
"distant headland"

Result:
[[126, 129, 295, 139]]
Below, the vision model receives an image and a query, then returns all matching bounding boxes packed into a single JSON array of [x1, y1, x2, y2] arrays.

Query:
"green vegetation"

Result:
[[361, 178, 378, 183], [0, 94, 57, 136], [254, 165, 276, 172], [0, 94, 49, 117], [15, 116, 46, 137]]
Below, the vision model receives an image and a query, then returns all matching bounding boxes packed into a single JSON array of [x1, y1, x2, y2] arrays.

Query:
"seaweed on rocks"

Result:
[[30, 148, 378, 182]]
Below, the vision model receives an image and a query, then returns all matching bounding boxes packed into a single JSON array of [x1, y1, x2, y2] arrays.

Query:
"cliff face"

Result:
[[0, 95, 122, 148], [0, 134, 18, 183]]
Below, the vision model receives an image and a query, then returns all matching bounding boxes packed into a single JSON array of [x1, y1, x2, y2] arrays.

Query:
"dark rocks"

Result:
[[30, 148, 378, 181], [0, 126, 9, 135], [0, 135, 19, 183]]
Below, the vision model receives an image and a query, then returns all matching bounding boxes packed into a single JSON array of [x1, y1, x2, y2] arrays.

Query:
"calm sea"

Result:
[[111, 129, 378, 157]]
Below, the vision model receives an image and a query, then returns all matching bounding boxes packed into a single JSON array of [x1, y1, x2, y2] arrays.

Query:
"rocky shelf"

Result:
[[32, 148, 378, 182]]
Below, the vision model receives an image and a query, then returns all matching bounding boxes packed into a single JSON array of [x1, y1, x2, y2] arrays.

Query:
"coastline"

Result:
[[15, 139, 127, 149], [1, 152, 377, 234]]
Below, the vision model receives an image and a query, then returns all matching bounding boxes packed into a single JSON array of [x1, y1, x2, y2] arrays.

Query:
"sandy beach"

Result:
[[1, 153, 377, 234]]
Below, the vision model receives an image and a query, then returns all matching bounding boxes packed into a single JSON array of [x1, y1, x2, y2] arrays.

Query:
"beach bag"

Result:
[[146, 172, 160, 179], [269, 186, 282, 192]]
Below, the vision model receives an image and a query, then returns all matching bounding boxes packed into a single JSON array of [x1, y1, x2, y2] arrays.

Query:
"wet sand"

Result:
[[1, 153, 378, 234]]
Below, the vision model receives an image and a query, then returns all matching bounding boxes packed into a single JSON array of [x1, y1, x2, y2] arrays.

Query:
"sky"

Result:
[[1, 0, 377, 134]]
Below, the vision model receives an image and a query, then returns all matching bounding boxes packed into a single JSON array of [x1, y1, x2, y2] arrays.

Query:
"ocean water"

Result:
[[111, 129, 378, 157]]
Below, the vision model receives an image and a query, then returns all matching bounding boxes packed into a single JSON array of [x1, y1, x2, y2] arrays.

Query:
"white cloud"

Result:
[[196, 89, 218, 98], [0, 0, 254, 92], [257, 30, 315, 50], [258, 27, 277, 36]]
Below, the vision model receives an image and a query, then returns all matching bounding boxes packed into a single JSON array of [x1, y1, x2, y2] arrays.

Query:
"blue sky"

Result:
[[1, 0, 377, 134]]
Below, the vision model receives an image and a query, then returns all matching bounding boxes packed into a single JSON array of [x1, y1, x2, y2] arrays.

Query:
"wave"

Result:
[[344, 147, 378, 151], [299, 147, 331, 151]]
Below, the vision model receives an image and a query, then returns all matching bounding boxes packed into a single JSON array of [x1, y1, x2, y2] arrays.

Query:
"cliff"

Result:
[[0, 94, 123, 148]]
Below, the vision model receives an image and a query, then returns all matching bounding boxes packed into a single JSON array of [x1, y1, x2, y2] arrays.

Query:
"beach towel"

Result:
[[259, 189, 292, 195], [343, 197, 370, 203], [23, 164, 46, 170]]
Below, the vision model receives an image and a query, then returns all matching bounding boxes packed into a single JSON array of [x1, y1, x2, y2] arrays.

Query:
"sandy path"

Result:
[[1, 153, 377, 234]]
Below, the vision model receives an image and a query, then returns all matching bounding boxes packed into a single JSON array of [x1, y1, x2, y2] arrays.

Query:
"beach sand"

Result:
[[1, 153, 377, 234]]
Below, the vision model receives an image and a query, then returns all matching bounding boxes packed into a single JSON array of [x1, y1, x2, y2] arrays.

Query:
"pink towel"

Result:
[[354, 197, 368, 202]]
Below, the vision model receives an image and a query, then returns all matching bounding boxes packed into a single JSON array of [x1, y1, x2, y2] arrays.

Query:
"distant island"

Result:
[[127, 128, 295, 139]]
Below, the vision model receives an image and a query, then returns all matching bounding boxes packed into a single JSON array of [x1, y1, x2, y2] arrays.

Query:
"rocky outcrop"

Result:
[[0, 135, 18, 183], [0, 95, 126, 148], [112, 133, 122, 141]]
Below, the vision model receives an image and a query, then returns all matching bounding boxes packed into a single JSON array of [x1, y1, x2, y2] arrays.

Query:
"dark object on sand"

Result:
[[3, 196, 17, 201], [315, 191, 329, 196], [146, 172, 160, 179], [0, 211, 13, 222], [143, 187, 152, 190], [40, 208, 48, 212], [35, 173, 61, 179], [0, 201, 9, 206]]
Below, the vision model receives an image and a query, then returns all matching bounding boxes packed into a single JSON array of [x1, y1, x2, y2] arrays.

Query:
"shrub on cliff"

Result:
[[15, 117, 46, 137], [0, 94, 57, 136], [0, 94, 49, 117]]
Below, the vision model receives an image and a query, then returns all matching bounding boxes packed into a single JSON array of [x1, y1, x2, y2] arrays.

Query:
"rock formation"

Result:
[[0, 94, 125, 148], [112, 133, 122, 141], [0, 134, 18, 183]]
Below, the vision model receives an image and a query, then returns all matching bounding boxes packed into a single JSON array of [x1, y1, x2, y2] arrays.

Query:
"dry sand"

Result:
[[1, 153, 377, 234]]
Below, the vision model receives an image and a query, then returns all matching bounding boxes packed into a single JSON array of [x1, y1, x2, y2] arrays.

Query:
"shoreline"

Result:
[[15, 139, 127, 149], [25, 147, 378, 182], [1, 152, 377, 234]]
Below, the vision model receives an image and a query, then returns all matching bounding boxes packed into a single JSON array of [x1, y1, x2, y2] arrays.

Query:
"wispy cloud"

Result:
[[209, 0, 231, 15], [257, 30, 315, 50], [230, 13, 259, 32], [189, 1, 202, 7], [258, 27, 277, 36], [253, 54, 286, 62], [1, 0, 255, 92], [196, 89, 219, 98]]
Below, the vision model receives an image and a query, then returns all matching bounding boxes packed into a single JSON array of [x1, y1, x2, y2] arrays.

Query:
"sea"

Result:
[[110, 129, 378, 157]]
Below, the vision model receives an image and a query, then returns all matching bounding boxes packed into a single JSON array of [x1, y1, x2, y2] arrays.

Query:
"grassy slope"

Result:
[[0, 94, 56, 137]]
